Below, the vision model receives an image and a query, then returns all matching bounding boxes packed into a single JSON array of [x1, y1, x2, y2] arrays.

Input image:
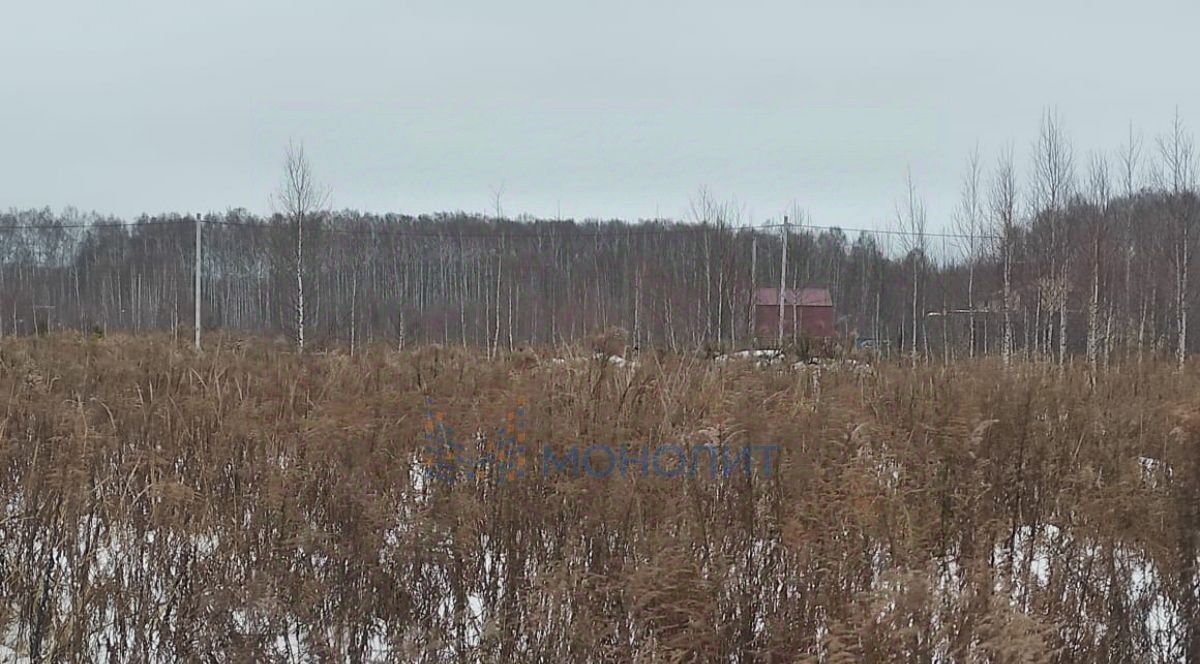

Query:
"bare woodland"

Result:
[[0, 113, 1196, 366]]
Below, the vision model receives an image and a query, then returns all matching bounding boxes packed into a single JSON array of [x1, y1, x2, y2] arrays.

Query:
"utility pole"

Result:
[[749, 232, 757, 339], [778, 215, 788, 349], [194, 213, 202, 351], [795, 212, 803, 346]]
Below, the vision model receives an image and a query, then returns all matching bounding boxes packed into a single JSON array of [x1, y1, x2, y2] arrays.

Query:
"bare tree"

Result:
[[1118, 125, 1144, 363], [1031, 109, 1075, 367], [1157, 109, 1197, 370], [490, 183, 505, 359], [955, 146, 984, 357], [897, 167, 928, 362], [688, 187, 728, 346], [1086, 152, 1111, 376], [991, 146, 1020, 368], [274, 141, 329, 351]]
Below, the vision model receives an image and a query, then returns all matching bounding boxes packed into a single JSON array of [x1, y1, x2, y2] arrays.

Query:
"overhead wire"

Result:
[[0, 214, 1001, 242]]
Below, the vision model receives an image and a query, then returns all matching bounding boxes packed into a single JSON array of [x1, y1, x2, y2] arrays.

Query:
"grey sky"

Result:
[[2, 0, 1196, 232]]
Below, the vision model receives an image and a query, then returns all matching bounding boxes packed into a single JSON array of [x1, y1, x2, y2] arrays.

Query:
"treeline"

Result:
[[1, 113, 1196, 363]]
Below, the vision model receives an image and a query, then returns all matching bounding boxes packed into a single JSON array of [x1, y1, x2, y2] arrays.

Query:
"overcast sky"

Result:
[[2, 0, 1197, 232]]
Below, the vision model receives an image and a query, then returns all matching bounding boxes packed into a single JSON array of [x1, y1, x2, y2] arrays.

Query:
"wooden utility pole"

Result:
[[778, 215, 788, 348], [194, 213, 202, 351], [749, 232, 757, 339], [794, 213, 803, 345]]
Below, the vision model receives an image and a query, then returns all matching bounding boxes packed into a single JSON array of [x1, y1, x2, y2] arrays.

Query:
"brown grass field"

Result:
[[2, 333, 1200, 662]]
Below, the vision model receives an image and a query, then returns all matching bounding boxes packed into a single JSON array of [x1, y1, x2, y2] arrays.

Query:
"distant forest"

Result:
[[2, 114, 1197, 365]]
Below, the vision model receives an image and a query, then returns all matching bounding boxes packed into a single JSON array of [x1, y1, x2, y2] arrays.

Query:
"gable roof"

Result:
[[753, 286, 832, 307]]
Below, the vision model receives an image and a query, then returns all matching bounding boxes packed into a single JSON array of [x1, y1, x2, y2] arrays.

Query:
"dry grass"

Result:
[[1, 333, 1198, 662]]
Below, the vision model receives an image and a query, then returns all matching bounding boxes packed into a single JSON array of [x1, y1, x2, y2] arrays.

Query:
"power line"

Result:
[[758, 222, 1001, 242], [0, 218, 190, 231], [0, 215, 1000, 242], [201, 218, 712, 239]]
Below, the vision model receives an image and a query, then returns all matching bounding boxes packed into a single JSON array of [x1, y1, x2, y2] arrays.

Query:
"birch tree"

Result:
[[1086, 152, 1111, 376], [1031, 109, 1075, 367], [274, 141, 329, 351], [1157, 110, 1197, 370], [954, 146, 984, 357], [1118, 126, 1144, 363], [991, 146, 1019, 368], [897, 168, 927, 362]]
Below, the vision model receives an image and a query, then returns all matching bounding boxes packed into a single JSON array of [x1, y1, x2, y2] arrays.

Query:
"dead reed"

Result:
[[0, 333, 1197, 662]]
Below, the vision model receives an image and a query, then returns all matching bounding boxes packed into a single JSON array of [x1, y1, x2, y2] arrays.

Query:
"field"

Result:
[[1, 334, 1199, 662]]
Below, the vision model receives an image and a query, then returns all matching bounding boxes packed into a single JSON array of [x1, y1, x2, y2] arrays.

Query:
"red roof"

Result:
[[753, 287, 832, 307]]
